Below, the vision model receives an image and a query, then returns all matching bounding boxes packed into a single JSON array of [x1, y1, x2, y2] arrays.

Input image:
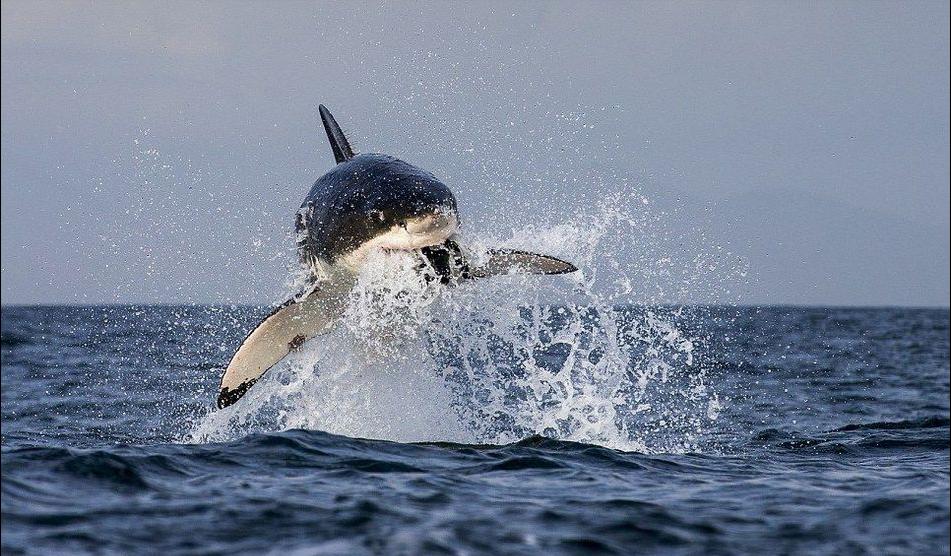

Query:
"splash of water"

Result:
[[188, 197, 739, 453]]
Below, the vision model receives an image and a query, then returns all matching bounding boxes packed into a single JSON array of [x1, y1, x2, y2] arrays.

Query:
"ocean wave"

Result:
[[833, 416, 950, 432]]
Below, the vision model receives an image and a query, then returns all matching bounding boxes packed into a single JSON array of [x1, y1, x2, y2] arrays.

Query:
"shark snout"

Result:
[[393, 209, 458, 250], [403, 209, 458, 238]]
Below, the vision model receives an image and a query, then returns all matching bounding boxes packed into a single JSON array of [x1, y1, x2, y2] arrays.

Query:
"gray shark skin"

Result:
[[296, 153, 458, 268], [217, 105, 576, 409]]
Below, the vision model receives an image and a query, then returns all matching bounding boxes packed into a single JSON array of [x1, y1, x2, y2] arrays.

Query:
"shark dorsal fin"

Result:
[[318, 104, 355, 164]]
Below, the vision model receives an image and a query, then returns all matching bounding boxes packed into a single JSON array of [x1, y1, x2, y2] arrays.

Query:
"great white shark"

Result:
[[217, 105, 577, 408]]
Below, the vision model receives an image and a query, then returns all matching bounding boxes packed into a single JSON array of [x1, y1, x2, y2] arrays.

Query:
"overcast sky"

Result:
[[2, 1, 948, 306]]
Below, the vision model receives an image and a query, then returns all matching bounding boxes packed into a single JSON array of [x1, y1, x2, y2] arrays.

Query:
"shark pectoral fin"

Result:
[[217, 287, 343, 409], [471, 248, 578, 278], [421, 240, 578, 283]]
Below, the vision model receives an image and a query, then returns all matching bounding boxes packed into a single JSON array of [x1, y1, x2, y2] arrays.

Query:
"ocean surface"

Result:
[[1, 304, 949, 555]]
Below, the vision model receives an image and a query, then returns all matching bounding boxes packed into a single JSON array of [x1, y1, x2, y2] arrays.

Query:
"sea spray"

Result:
[[188, 198, 737, 452]]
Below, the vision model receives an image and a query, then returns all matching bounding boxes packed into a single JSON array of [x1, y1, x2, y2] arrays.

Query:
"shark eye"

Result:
[[398, 221, 408, 230]]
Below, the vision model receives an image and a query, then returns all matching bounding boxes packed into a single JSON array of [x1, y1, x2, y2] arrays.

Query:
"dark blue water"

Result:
[[2, 305, 949, 554]]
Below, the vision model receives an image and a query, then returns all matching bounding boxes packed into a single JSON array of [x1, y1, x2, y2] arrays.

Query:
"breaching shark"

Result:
[[217, 105, 577, 408]]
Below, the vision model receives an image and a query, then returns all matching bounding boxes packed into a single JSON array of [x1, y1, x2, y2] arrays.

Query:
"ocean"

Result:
[[1, 302, 949, 554]]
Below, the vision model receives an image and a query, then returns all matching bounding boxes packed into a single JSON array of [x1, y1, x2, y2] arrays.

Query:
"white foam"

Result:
[[187, 198, 741, 453]]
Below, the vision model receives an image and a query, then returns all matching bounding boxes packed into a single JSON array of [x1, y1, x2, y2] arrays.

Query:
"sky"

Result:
[[1, 1, 949, 306]]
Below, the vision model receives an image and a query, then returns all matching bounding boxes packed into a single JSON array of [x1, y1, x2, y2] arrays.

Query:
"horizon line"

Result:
[[1, 301, 949, 311]]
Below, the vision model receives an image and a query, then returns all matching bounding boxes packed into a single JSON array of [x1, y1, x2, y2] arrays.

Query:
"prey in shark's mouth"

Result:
[[217, 105, 576, 409]]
